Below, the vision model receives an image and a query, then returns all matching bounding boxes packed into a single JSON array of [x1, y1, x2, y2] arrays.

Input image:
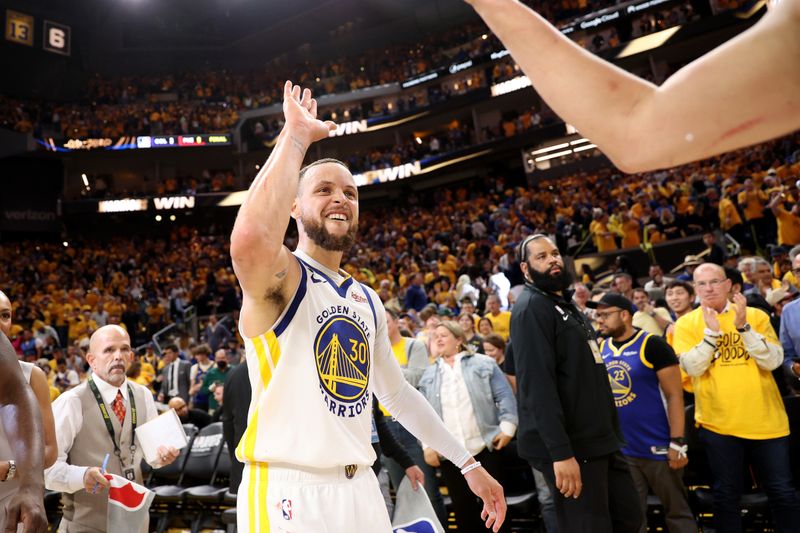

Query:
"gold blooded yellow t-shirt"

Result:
[[672, 306, 788, 439]]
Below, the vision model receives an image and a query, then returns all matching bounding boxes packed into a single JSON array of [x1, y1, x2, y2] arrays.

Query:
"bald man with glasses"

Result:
[[672, 263, 799, 533]]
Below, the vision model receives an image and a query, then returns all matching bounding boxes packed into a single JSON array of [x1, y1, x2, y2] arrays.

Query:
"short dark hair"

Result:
[[385, 308, 399, 320], [483, 333, 506, 352], [666, 280, 695, 296], [725, 267, 744, 289], [297, 158, 350, 195], [517, 234, 551, 262], [164, 344, 179, 354]]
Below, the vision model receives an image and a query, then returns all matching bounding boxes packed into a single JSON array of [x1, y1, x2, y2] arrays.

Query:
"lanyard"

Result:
[[527, 283, 597, 342], [87, 377, 137, 471]]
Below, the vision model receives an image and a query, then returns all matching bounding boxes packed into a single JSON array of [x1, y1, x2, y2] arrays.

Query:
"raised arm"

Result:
[[0, 332, 47, 533], [230, 81, 336, 336], [466, 0, 800, 172]]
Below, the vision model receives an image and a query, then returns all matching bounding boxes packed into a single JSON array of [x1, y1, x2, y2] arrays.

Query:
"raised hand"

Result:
[[731, 292, 747, 330], [701, 306, 720, 333], [282, 81, 336, 147]]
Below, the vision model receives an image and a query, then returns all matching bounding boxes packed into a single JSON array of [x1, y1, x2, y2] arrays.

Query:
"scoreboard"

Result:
[[5, 9, 70, 55]]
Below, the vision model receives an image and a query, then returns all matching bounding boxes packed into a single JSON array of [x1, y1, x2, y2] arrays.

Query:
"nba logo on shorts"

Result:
[[393, 518, 437, 533], [280, 499, 292, 520]]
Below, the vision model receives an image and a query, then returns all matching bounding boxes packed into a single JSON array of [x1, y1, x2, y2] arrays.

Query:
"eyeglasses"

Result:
[[695, 279, 727, 289], [595, 309, 622, 320]]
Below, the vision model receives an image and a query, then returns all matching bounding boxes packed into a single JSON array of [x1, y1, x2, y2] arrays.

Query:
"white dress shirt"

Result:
[[45, 374, 158, 493], [440, 355, 486, 456]]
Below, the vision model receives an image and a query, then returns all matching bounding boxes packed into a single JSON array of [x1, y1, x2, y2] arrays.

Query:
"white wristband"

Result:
[[669, 442, 688, 458], [460, 461, 482, 476]]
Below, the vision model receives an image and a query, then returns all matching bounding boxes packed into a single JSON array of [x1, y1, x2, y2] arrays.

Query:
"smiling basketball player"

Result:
[[229, 81, 506, 533]]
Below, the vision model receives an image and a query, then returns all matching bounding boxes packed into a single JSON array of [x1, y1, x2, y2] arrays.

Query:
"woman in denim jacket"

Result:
[[418, 321, 517, 533]]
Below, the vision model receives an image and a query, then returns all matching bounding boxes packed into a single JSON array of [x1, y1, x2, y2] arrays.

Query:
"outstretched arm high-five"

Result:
[[465, 0, 800, 172]]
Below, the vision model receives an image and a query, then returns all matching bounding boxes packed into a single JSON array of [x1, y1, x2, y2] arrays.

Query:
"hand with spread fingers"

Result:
[[281, 80, 337, 148]]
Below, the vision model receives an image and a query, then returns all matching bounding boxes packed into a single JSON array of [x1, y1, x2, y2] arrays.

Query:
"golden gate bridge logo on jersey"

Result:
[[315, 315, 371, 418]]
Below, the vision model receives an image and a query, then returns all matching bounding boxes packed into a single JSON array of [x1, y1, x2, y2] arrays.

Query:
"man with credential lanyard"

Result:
[[509, 234, 642, 533], [45, 325, 180, 532]]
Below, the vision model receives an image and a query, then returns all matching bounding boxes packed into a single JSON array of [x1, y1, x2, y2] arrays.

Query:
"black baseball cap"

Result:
[[586, 293, 635, 314]]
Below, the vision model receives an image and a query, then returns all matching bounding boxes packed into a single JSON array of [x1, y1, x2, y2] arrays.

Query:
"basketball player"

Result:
[[0, 291, 57, 532], [230, 81, 506, 532], [464, 0, 800, 172], [0, 332, 48, 530]]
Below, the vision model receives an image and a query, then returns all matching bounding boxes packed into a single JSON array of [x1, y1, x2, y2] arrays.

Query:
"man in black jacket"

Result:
[[510, 234, 642, 533]]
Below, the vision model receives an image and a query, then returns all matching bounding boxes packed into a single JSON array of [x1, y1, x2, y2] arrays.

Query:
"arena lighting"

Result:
[[531, 142, 570, 155], [81, 173, 89, 187], [490, 76, 532, 97], [155, 215, 162, 222], [169, 215, 176, 221], [534, 149, 573, 162], [570, 138, 590, 145], [62, 241, 69, 247], [97, 198, 148, 213], [572, 143, 598, 152], [616, 25, 681, 59]]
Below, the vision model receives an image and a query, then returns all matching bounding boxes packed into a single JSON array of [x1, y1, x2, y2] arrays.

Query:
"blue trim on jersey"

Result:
[[361, 283, 378, 333], [296, 257, 354, 298], [273, 261, 308, 337], [601, 329, 671, 461]]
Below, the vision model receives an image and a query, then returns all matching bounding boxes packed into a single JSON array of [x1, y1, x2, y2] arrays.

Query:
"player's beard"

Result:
[[300, 214, 358, 252], [530, 263, 574, 293]]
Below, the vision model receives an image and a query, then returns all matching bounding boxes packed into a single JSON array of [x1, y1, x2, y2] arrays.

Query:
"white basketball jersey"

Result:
[[236, 250, 381, 468]]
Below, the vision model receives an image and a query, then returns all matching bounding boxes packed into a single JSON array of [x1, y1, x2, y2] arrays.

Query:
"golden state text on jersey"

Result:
[[236, 250, 382, 469], [315, 305, 372, 417]]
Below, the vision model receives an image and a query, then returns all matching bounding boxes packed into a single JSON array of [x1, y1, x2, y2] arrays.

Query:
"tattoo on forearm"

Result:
[[289, 135, 306, 156]]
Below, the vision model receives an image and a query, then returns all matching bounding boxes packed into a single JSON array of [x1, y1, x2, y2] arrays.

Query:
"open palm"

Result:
[[282, 81, 336, 145]]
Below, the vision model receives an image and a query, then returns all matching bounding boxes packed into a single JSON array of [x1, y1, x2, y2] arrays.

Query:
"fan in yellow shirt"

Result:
[[483, 294, 511, 340], [589, 212, 617, 252], [769, 192, 800, 246], [672, 264, 787, 440], [670, 262, 800, 530]]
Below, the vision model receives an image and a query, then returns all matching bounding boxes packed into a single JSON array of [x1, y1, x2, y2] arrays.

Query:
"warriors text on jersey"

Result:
[[236, 249, 383, 469]]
